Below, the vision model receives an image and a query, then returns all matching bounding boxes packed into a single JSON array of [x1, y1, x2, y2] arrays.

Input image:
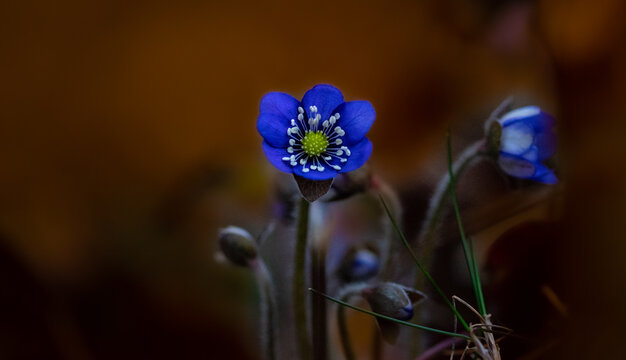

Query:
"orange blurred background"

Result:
[[1, 0, 625, 359]]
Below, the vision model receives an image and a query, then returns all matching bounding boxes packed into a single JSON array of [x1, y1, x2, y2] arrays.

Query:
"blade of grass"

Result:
[[446, 130, 487, 316], [309, 288, 471, 340], [378, 195, 470, 332]]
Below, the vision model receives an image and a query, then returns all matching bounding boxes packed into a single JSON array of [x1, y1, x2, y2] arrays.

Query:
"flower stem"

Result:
[[410, 139, 484, 357], [446, 132, 487, 316], [311, 241, 327, 360], [337, 297, 356, 360], [253, 260, 277, 360], [415, 139, 484, 257], [335, 283, 369, 360], [293, 197, 311, 360]]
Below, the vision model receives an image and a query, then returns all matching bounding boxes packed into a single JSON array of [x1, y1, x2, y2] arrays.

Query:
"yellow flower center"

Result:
[[302, 130, 329, 156]]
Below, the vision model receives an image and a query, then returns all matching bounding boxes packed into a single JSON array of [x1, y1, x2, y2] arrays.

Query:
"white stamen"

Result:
[[322, 120, 329, 128], [300, 158, 306, 165], [289, 139, 295, 145], [288, 147, 294, 153], [335, 113, 340, 119], [291, 119, 296, 126], [310, 165, 317, 170], [336, 150, 343, 156], [317, 166, 324, 172], [298, 107, 304, 114], [282, 157, 290, 161], [324, 156, 332, 161], [345, 148, 351, 156], [340, 158, 347, 163], [291, 161, 297, 166], [335, 139, 343, 145], [332, 165, 341, 170], [315, 114, 321, 121], [298, 113, 304, 121], [287, 128, 292, 135], [303, 167, 310, 173], [309, 105, 316, 113]]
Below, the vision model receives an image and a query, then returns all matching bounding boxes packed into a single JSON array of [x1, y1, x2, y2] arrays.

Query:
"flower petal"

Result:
[[498, 153, 558, 184], [499, 106, 541, 127], [257, 92, 300, 147], [334, 101, 375, 145], [534, 131, 557, 160], [500, 121, 534, 156], [292, 161, 339, 181], [340, 138, 373, 173], [500, 106, 555, 135], [301, 84, 344, 121], [530, 163, 558, 184], [262, 141, 294, 174], [497, 153, 536, 179], [520, 145, 539, 162]]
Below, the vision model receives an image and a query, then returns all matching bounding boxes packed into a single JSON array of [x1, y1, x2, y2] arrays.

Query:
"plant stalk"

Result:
[[293, 197, 311, 360], [253, 260, 277, 360], [311, 241, 327, 360]]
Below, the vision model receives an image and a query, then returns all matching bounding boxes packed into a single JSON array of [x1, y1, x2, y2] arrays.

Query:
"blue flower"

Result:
[[496, 106, 558, 184], [257, 84, 375, 181]]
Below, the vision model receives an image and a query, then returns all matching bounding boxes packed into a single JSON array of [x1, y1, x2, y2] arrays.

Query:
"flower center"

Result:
[[281, 105, 351, 173], [302, 130, 329, 156]]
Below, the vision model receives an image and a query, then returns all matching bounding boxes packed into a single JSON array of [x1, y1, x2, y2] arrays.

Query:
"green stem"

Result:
[[293, 197, 311, 360], [310, 288, 471, 340]]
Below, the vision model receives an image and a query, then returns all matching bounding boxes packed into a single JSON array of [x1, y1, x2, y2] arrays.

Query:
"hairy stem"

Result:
[[410, 140, 484, 357], [335, 284, 369, 360], [293, 197, 311, 360], [311, 242, 327, 360], [253, 260, 277, 360]]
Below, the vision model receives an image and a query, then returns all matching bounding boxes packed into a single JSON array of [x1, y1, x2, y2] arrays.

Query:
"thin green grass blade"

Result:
[[446, 130, 487, 316], [378, 195, 470, 332], [309, 288, 471, 340]]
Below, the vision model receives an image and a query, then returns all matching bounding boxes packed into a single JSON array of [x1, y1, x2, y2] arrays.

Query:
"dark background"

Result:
[[1, 0, 625, 359]]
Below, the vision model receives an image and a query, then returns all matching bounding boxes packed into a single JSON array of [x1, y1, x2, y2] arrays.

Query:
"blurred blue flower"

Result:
[[257, 84, 375, 181], [338, 248, 380, 283], [496, 106, 558, 184]]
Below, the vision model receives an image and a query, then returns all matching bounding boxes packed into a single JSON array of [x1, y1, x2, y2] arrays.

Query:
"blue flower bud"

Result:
[[488, 106, 558, 184], [363, 283, 425, 344], [218, 226, 258, 267], [338, 248, 380, 283]]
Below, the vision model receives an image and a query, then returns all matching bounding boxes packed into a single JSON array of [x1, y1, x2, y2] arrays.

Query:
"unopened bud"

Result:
[[338, 248, 380, 283], [363, 283, 426, 344], [218, 226, 258, 267]]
